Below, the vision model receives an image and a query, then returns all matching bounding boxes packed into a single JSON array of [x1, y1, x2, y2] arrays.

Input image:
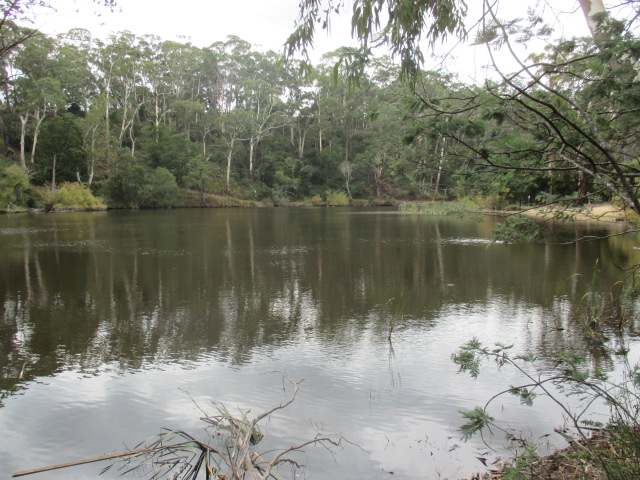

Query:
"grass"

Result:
[[176, 189, 258, 208], [398, 200, 480, 215]]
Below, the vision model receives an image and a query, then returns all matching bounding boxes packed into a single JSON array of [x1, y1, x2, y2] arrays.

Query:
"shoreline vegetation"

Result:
[[0, 189, 630, 226], [469, 429, 635, 480]]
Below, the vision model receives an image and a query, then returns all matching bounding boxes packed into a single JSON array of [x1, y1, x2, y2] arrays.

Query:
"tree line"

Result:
[[0, 0, 638, 214]]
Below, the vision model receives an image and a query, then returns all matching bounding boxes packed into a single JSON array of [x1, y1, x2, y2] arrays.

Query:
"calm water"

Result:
[[1, 207, 638, 479]]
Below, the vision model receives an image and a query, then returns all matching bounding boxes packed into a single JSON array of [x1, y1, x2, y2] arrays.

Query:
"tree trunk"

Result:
[[31, 110, 45, 165], [298, 128, 307, 160], [577, 170, 587, 205], [435, 137, 446, 194], [226, 137, 236, 193], [51, 154, 57, 193], [104, 81, 111, 166], [578, 0, 607, 40], [0, 113, 9, 157], [19, 112, 29, 170], [249, 137, 256, 180]]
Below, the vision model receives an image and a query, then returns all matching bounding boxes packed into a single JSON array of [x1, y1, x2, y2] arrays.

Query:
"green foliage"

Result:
[[0, 164, 30, 210], [3, 8, 640, 215], [148, 132, 194, 182], [325, 190, 349, 206], [452, 333, 640, 480], [141, 167, 179, 208], [451, 337, 484, 378], [285, 0, 467, 81], [50, 182, 105, 210], [107, 158, 146, 208], [176, 189, 257, 208], [35, 114, 87, 186], [310, 194, 324, 206], [398, 201, 476, 216], [183, 156, 225, 199], [501, 444, 538, 480], [492, 215, 542, 243], [458, 407, 495, 441], [508, 386, 536, 407]]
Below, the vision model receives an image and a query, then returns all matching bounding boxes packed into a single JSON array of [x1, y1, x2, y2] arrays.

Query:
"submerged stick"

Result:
[[12, 447, 152, 477]]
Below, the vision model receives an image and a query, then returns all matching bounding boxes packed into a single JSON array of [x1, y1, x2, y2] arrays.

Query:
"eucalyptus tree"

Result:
[[138, 35, 170, 138], [106, 32, 147, 156], [9, 33, 67, 169], [54, 30, 96, 114], [210, 36, 252, 115], [286, 0, 640, 212], [285, 0, 467, 80], [314, 50, 379, 192], [14, 76, 65, 168], [359, 92, 406, 198], [238, 50, 287, 181], [89, 32, 145, 163], [216, 107, 249, 193], [0, 2, 36, 63], [171, 99, 205, 140], [282, 59, 317, 161], [401, 70, 478, 198]]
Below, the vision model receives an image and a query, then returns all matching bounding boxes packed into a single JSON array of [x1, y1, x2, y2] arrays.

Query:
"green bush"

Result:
[[370, 197, 393, 206], [0, 164, 30, 211], [141, 167, 179, 208], [107, 159, 146, 208], [310, 194, 324, 206], [51, 182, 106, 210], [325, 190, 349, 206], [492, 215, 542, 243]]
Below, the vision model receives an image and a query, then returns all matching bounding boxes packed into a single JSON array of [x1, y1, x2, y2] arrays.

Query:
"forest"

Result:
[[0, 0, 638, 217]]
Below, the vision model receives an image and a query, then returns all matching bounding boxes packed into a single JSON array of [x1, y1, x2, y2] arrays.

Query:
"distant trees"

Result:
[[0, 0, 638, 212], [282, 0, 640, 214]]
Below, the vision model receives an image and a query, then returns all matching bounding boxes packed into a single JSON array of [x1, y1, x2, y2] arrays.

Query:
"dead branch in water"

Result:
[[13, 374, 343, 480]]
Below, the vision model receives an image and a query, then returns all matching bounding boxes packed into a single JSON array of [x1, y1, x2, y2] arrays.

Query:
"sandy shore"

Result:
[[519, 203, 628, 223]]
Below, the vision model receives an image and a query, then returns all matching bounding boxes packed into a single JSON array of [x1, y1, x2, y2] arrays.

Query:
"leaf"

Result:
[[508, 386, 537, 407], [459, 407, 494, 441]]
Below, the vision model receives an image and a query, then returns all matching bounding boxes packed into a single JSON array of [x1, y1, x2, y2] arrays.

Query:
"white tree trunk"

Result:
[[31, 110, 45, 165], [19, 112, 28, 170], [226, 137, 236, 193], [578, 0, 607, 39], [51, 154, 57, 193]]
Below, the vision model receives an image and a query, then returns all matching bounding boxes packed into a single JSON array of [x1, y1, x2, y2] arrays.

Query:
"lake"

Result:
[[1, 207, 638, 479]]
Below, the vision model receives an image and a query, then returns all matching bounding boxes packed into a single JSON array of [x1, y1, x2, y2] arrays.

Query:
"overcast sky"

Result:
[[32, 0, 592, 82]]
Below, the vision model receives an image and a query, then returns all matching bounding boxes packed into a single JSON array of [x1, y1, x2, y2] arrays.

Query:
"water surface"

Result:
[[0, 207, 638, 479]]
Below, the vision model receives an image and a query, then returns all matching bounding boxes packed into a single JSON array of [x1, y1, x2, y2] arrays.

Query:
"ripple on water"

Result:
[[437, 237, 502, 245]]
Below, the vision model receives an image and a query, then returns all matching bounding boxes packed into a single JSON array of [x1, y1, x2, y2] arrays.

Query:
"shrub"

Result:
[[310, 194, 324, 206], [0, 164, 30, 211], [107, 159, 146, 208], [141, 167, 179, 208], [51, 183, 106, 210], [325, 190, 349, 206], [370, 197, 394, 206]]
